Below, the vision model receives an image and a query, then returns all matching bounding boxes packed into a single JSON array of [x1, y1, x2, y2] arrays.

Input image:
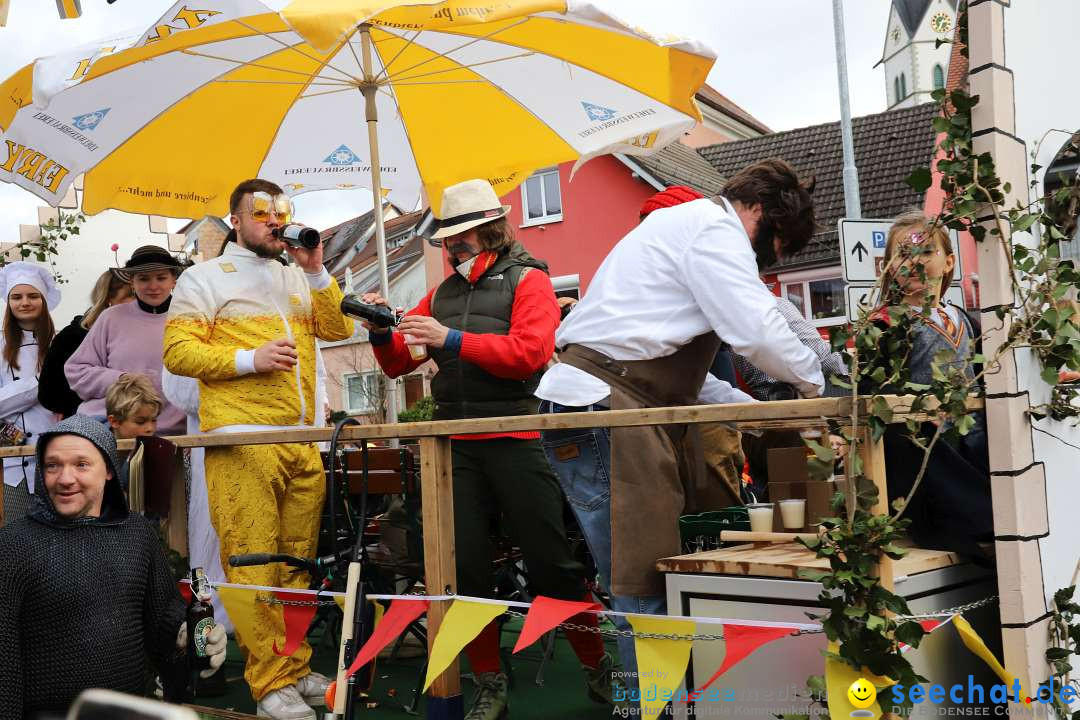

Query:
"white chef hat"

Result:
[[0, 262, 61, 311]]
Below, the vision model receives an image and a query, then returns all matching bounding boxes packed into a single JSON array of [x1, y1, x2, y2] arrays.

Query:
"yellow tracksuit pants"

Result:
[[204, 441, 325, 700]]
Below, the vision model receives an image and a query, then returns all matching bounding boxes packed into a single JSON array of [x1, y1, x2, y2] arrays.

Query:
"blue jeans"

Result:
[[539, 400, 666, 689]]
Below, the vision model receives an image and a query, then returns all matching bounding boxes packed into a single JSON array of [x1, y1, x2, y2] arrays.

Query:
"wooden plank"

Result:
[[420, 436, 460, 701], [0, 396, 984, 458], [656, 542, 961, 579], [858, 427, 894, 592], [185, 705, 258, 719], [719, 530, 819, 543]]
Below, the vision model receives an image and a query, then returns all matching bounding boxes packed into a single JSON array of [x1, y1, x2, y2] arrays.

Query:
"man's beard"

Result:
[[445, 240, 478, 267], [751, 224, 778, 271], [242, 232, 284, 259]]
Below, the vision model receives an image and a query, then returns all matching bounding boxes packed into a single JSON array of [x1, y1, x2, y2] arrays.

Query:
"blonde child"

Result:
[[105, 375, 162, 491], [106, 374, 161, 440], [874, 211, 993, 562]]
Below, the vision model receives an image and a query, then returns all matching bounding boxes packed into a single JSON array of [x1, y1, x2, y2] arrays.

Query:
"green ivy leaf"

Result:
[[905, 167, 933, 193]]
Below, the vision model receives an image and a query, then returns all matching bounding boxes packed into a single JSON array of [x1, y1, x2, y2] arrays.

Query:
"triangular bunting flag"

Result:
[[513, 596, 601, 654], [953, 615, 1025, 698], [825, 641, 889, 720], [695, 624, 793, 691], [217, 586, 266, 653], [424, 601, 507, 692], [273, 590, 321, 656], [347, 599, 429, 679], [627, 615, 696, 717], [899, 616, 953, 653]]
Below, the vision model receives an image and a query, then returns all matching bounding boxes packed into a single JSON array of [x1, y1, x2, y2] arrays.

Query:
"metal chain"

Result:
[[243, 591, 998, 643], [255, 594, 341, 608]]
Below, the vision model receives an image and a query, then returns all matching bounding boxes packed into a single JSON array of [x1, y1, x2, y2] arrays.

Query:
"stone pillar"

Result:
[[968, 0, 1051, 695]]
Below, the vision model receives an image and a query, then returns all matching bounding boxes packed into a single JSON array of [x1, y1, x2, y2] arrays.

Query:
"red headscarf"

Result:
[[639, 185, 705, 219]]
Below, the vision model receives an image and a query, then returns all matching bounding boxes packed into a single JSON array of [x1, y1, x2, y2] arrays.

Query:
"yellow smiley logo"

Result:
[[848, 678, 877, 709]]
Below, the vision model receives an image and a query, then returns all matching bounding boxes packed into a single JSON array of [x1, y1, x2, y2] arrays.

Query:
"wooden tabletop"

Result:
[[657, 542, 963, 580]]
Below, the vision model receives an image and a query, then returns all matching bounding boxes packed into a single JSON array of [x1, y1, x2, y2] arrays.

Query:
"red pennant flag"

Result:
[[346, 599, 430, 679], [513, 596, 602, 654], [273, 590, 321, 656], [901, 617, 952, 653], [696, 624, 794, 691], [920, 619, 945, 633]]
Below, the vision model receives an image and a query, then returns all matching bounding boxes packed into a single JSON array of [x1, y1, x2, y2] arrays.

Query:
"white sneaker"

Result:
[[257, 685, 316, 720], [295, 671, 331, 706]]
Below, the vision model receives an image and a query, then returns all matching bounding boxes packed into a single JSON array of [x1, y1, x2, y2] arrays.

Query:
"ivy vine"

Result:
[[789, 1, 1080, 716]]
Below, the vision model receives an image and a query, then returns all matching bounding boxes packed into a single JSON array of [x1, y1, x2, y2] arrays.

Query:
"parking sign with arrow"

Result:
[[838, 218, 963, 284]]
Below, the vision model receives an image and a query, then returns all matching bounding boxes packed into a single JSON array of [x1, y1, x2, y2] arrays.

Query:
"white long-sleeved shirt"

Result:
[[535, 198, 824, 406], [0, 332, 57, 490]]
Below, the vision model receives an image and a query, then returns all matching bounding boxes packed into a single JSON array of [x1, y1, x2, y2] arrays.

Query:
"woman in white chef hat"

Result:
[[0, 262, 60, 521]]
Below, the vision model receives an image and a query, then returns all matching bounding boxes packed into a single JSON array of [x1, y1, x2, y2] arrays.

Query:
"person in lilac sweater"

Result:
[[65, 246, 186, 436]]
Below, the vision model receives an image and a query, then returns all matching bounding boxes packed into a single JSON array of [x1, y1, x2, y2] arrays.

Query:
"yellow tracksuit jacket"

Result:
[[163, 243, 353, 430]]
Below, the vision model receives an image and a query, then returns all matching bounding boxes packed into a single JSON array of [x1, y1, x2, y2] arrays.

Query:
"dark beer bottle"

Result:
[[187, 567, 216, 672]]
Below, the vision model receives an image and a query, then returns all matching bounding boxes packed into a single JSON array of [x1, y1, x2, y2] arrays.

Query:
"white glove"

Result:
[[176, 622, 228, 678]]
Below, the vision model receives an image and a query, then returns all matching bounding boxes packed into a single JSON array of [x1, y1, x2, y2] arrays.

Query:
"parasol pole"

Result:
[[359, 23, 398, 428]]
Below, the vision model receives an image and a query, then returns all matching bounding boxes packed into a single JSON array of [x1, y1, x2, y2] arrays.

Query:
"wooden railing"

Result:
[[0, 395, 980, 711]]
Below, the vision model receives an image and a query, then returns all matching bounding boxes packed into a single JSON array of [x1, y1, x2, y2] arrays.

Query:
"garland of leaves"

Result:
[[1043, 585, 1080, 720], [790, 2, 1080, 715], [1, 208, 84, 284]]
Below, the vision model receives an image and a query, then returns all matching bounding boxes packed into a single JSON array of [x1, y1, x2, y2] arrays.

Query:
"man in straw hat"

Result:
[[360, 178, 620, 719], [534, 159, 825, 683], [163, 178, 353, 720]]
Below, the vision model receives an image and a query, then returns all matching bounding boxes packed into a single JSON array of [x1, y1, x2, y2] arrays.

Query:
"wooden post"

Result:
[[968, 0, 1051, 697], [419, 436, 463, 719], [858, 427, 893, 592]]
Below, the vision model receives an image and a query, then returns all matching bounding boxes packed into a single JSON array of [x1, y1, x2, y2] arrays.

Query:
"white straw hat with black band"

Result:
[[429, 179, 511, 240]]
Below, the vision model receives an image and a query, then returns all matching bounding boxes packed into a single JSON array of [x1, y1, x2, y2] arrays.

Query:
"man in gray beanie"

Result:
[[0, 415, 226, 717]]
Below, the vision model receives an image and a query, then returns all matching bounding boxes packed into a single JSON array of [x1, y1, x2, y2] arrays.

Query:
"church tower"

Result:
[[881, 0, 957, 109]]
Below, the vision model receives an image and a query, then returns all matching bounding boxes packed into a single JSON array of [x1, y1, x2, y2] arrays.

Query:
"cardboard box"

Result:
[[766, 447, 841, 531]]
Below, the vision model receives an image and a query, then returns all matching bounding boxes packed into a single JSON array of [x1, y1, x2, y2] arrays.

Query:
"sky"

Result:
[[0, 0, 895, 243]]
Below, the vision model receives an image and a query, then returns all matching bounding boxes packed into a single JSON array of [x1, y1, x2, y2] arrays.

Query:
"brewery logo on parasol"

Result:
[[282, 144, 396, 176], [578, 102, 658, 139], [1, 141, 70, 194], [582, 101, 617, 122], [72, 108, 110, 132], [324, 144, 362, 166], [30, 111, 100, 152]]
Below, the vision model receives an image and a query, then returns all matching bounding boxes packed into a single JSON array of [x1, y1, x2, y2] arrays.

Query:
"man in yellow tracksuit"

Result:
[[164, 178, 353, 720]]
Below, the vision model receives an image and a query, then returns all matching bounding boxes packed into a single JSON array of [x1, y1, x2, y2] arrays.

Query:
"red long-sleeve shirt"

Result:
[[373, 268, 559, 439]]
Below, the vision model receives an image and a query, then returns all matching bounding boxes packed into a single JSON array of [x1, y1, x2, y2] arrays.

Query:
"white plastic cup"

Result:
[[404, 334, 427, 360], [779, 499, 807, 530], [746, 503, 774, 533]]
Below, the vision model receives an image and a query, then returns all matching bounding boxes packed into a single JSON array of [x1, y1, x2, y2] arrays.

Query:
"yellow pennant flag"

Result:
[[423, 600, 507, 692], [627, 615, 696, 717], [55, 0, 81, 19], [217, 586, 274, 654], [825, 642, 893, 720], [953, 615, 1026, 700]]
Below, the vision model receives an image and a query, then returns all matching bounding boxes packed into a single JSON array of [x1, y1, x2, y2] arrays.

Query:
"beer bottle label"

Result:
[[193, 617, 216, 657]]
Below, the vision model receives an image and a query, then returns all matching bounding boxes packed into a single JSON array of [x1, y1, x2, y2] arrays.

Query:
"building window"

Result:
[[521, 167, 563, 227], [893, 76, 901, 104], [344, 372, 380, 413], [933, 64, 945, 90], [900, 73, 908, 100], [781, 271, 847, 327]]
